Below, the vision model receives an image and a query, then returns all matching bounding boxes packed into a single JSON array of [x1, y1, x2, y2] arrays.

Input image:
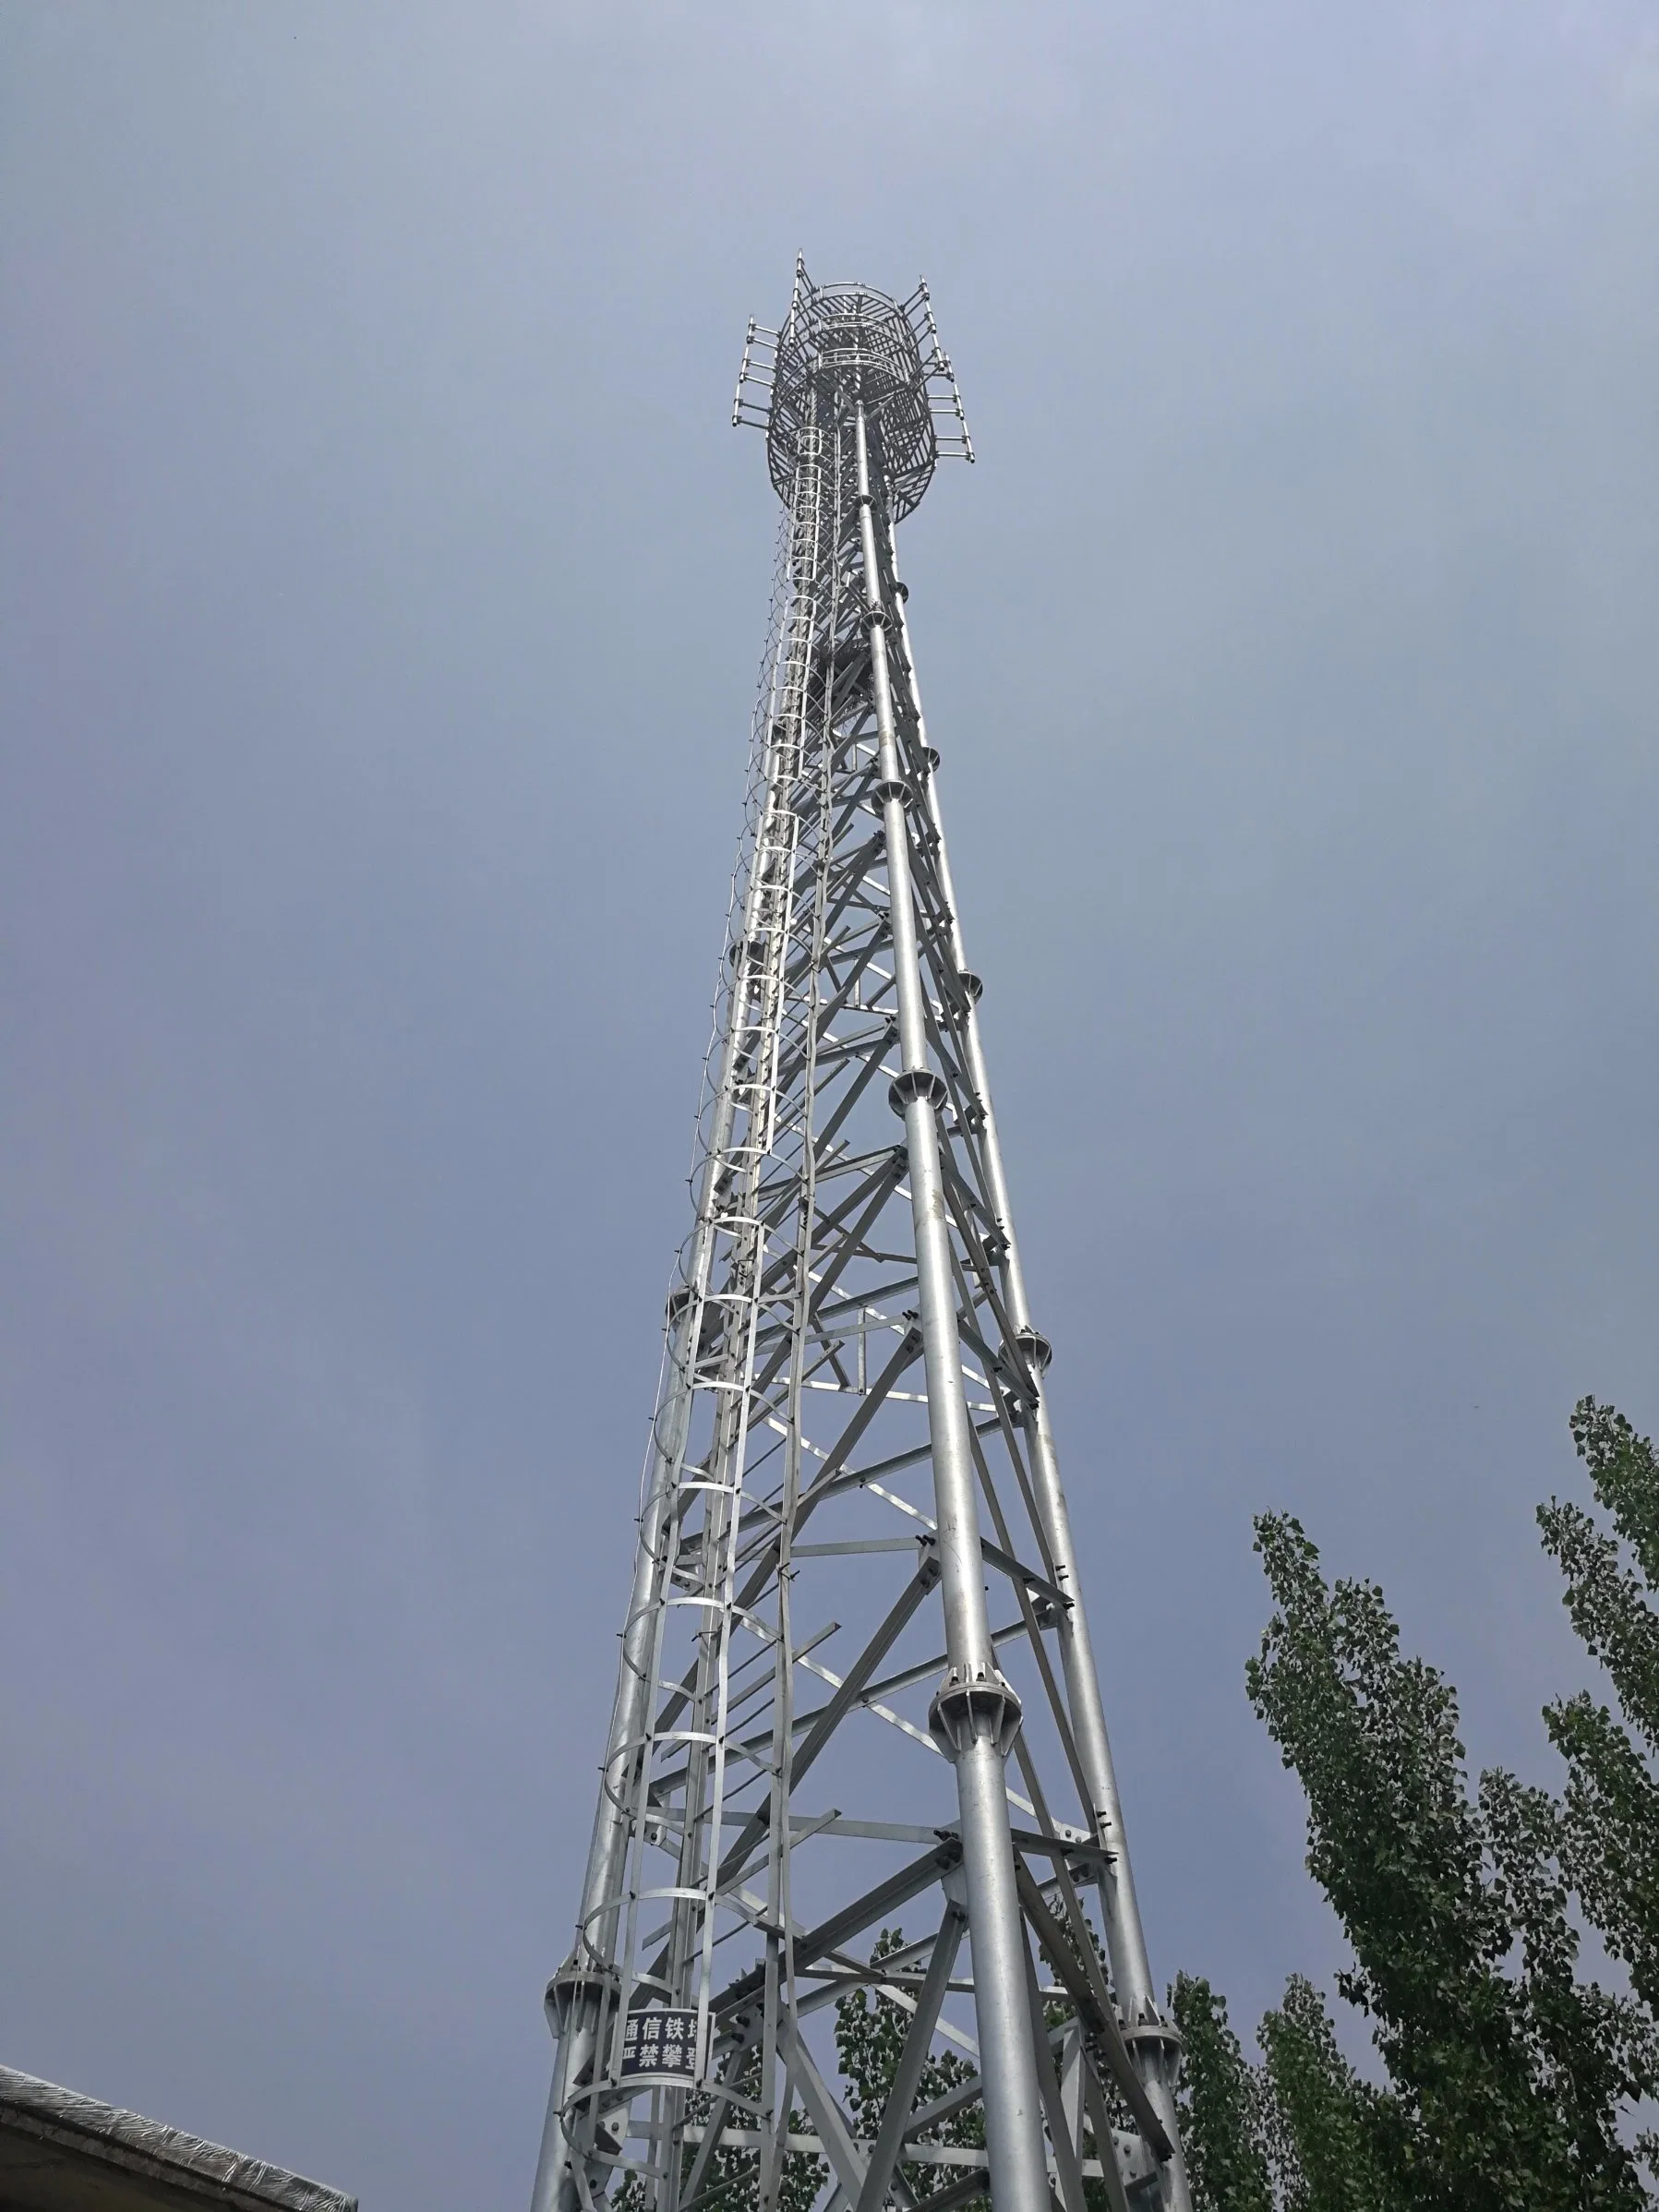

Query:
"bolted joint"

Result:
[[863, 605, 889, 630], [929, 1666, 1024, 1760], [888, 1066, 949, 1115], [871, 775, 915, 809], [957, 968, 983, 1004]]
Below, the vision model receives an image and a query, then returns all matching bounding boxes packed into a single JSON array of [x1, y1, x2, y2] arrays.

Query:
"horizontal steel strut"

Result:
[[532, 261, 1190, 2212]]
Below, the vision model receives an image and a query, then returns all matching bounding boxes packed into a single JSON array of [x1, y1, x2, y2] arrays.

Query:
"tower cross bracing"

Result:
[[532, 261, 1190, 2212]]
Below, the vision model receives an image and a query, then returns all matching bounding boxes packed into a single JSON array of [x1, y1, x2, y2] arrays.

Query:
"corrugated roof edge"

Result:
[[0, 2063, 358, 2212]]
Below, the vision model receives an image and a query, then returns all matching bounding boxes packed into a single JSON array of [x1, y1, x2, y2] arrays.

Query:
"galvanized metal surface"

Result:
[[534, 259, 1189, 2212]]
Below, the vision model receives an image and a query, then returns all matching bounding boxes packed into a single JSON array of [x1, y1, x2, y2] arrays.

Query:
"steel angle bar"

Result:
[[811, 1018, 894, 1075], [852, 1903, 966, 2212], [813, 915, 890, 1010], [813, 1279, 921, 1328], [857, 1476, 934, 1530], [968, 1533, 1066, 1610], [836, 1923, 950, 1982], [798, 1647, 945, 1742], [893, 2010, 1068, 2151], [1005, 1639, 1098, 1850], [1021, 1942, 1088, 2212], [1079, 2068, 1134, 2212], [787, 1974, 908, 2025], [930, 1144, 998, 1245], [678, 2016, 764, 2211], [810, 1036, 898, 1159], [813, 853, 889, 968], [702, 1588, 941, 1907], [787, 1330, 925, 1529], [804, 1170, 911, 1322], [1011, 1860, 1169, 2162], [1007, 1827, 1104, 1862], [758, 1149, 901, 1305], [716, 1813, 845, 1902], [755, 1554, 940, 1792], [801, 1311, 917, 1352], [913, 997, 971, 1102], [858, 1620, 1025, 1708], [955, 1414, 1068, 1626], [887, 2175, 987, 2212], [957, 1313, 1062, 1578], [715, 1840, 962, 2019], [956, 1408, 1096, 1816], [777, 2020, 871, 2207], [937, 1181, 1032, 1371], [812, 1416, 998, 1507], [793, 1538, 921, 1557], [810, 1820, 955, 1846]]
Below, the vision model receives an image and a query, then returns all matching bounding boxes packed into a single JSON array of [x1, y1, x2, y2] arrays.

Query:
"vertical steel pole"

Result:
[[887, 535, 1193, 2212], [855, 403, 1052, 2212]]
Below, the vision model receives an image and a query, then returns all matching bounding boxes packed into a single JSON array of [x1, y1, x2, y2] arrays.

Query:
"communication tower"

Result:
[[531, 262, 1190, 2212]]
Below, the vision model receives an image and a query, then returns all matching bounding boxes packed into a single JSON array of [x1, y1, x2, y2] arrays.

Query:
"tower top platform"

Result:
[[732, 258, 972, 519]]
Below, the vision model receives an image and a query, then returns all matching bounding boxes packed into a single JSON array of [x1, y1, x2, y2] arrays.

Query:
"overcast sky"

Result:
[[4, 3, 1658, 2206]]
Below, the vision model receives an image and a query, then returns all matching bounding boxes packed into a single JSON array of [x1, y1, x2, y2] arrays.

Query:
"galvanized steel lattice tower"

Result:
[[532, 263, 1190, 2212]]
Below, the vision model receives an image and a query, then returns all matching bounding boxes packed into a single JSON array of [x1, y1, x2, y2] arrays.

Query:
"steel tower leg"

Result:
[[887, 535, 1194, 2212], [856, 404, 1050, 2212]]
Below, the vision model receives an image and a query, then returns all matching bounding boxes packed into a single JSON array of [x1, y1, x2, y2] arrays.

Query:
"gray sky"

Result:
[[3, 2, 1657, 2205]]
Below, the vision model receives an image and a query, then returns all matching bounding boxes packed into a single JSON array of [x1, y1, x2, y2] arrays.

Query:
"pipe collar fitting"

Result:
[[929, 1667, 1024, 1760], [872, 775, 915, 809], [545, 1960, 620, 2033], [888, 1066, 949, 1114], [1017, 1324, 1054, 1374]]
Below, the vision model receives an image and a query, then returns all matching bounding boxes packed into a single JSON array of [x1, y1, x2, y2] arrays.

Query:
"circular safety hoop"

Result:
[[765, 275, 940, 519]]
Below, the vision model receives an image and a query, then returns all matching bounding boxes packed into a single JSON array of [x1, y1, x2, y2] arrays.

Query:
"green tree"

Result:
[[1256, 1976, 1407, 2212], [1170, 1974, 1273, 2212], [1541, 1398, 1659, 2038], [1245, 1511, 1650, 2211]]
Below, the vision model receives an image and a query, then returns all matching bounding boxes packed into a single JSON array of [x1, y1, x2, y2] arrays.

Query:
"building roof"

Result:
[[0, 2064, 357, 2212]]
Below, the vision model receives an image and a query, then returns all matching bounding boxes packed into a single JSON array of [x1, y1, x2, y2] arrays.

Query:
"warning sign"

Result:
[[619, 2008, 700, 2085]]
